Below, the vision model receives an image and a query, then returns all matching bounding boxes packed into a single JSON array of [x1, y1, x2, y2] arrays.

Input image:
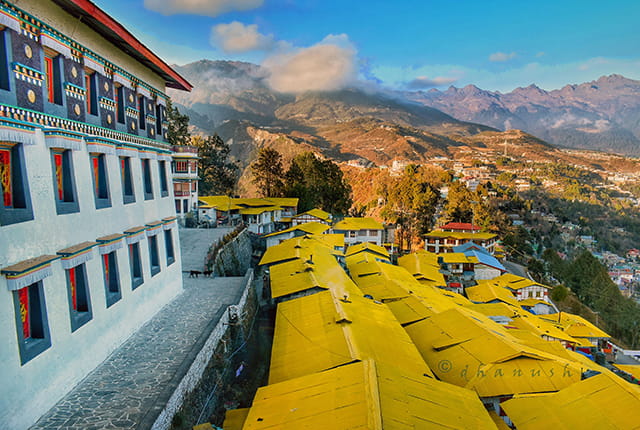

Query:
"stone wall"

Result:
[[212, 230, 253, 277]]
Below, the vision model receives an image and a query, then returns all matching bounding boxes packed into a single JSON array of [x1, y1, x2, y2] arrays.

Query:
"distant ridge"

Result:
[[404, 74, 640, 155]]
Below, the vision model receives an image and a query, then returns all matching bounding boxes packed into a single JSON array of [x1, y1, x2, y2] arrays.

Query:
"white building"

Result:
[[172, 144, 198, 223], [331, 217, 384, 246], [0, 1, 191, 428]]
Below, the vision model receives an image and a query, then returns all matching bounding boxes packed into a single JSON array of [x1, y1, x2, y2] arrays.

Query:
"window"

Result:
[[148, 235, 160, 276], [0, 143, 33, 225], [155, 102, 163, 135], [51, 149, 79, 214], [65, 264, 92, 332], [142, 159, 153, 200], [191, 181, 197, 192], [90, 154, 110, 209], [174, 160, 188, 173], [158, 160, 168, 197], [138, 95, 146, 130], [44, 52, 62, 105], [85, 71, 98, 115], [129, 242, 143, 289], [0, 30, 9, 91], [102, 251, 121, 307], [183, 199, 189, 214], [120, 156, 135, 204], [115, 85, 125, 124], [13, 282, 51, 364], [175, 199, 181, 213], [164, 229, 175, 265]]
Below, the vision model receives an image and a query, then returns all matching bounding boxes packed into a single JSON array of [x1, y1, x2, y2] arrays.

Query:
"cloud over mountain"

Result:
[[263, 34, 357, 93], [407, 76, 457, 89], [211, 21, 274, 53], [489, 51, 517, 62], [144, 0, 263, 17]]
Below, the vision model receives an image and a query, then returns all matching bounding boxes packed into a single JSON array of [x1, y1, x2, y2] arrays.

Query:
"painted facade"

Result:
[[171, 144, 198, 222], [0, 1, 191, 429]]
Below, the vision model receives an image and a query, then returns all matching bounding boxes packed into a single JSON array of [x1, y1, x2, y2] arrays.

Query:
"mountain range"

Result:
[[406, 74, 640, 155], [167, 61, 640, 174]]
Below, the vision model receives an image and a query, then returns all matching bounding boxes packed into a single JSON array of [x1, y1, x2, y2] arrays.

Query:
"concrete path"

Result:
[[31, 228, 245, 430], [179, 227, 233, 272]]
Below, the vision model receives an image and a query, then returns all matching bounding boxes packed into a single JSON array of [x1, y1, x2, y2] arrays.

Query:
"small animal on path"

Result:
[[189, 270, 202, 278], [203, 270, 213, 277]]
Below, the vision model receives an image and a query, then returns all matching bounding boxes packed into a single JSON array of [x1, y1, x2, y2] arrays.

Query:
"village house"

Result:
[[331, 217, 384, 246]]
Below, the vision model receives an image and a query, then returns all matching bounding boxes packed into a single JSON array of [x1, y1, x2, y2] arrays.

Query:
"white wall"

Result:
[[0, 137, 183, 429]]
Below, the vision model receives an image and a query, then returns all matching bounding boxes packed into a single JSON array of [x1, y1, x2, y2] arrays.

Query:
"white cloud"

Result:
[[263, 34, 357, 93], [407, 75, 457, 89], [489, 51, 517, 62], [144, 0, 263, 17], [211, 21, 274, 53]]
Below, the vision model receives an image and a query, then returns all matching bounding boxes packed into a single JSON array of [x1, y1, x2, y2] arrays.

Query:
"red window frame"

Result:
[[68, 266, 77, 311], [53, 151, 64, 201], [44, 55, 54, 103], [18, 287, 30, 339], [91, 155, 100, 195], [0, 147, 12, 207], [85, 73, 92, 115]]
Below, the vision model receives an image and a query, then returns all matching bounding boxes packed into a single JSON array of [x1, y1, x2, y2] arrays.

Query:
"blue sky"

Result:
[[94, 0, 640, 93]]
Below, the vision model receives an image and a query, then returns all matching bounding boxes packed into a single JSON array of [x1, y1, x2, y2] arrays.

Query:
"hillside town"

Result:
[[3, 1, 640, 430]]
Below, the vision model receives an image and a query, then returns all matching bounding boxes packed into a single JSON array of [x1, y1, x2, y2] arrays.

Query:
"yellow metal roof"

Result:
[[264, 197, 299, 208], [397, 251, 446, 287], [404, 307, 588, 397], [333, 217, 383, 231], [268, 285, 434, 384], [239, 205, 281, 215], [490, 273, 552, 291], [439, 252, 473, 264], [466, 303, 578, 344], [221, 408, 249, 430], [613, 364, 640, 380], [269, 259, 330, 299], [502, 372, 640, 429], [539, 312, 610, 339], [293, 208, 332, 222], [466, 282, 521, 308], [263, 222, 330, 238], [243, 360, 497, 430], [259, 236, 343, 266], [198, 195, 240, 211], [345, 242, 390, 259], [518, 298, 553, 307]]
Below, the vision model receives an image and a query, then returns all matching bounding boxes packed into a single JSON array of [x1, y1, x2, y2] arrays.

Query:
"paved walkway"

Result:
[[179, 227, 233, 271], [31, 228, 245, 430]]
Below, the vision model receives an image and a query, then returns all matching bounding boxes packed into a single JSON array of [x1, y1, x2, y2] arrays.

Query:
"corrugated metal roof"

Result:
[[466, 283, 521, 308], [269, 285, 434, 384], [333, 217, 384, 231], [293, 208, 332, 221], [345, 242, 390, 258], [539, 312, 610, 339], [243, 360, 497, 430], [405, 307, 588, 397], [263, 222, 330, 238], [425, 231, 497, 240], [502, 372, 640, 429], [264, 197, 299, 207]]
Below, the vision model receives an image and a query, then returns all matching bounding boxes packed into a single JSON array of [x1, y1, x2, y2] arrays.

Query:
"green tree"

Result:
[[550, 284, 569, 302], [165, 101, 191, 146], [194, 134, 239, 196], [379, 165, 440, 250], [283, 152, 352, 214], [251, 147, 285, 197]]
